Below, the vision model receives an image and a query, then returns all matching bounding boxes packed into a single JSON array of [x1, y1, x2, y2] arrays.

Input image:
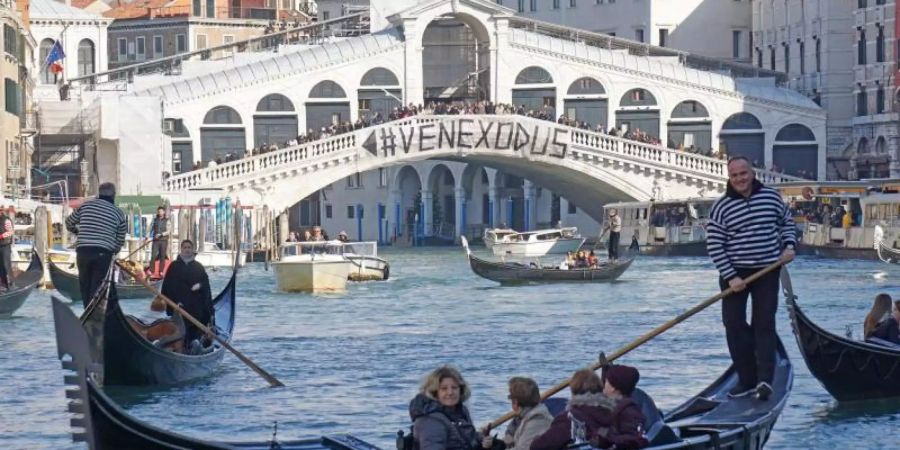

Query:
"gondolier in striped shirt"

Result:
[[0, 206, 14, 290], [65, 182, 128, 307], [707, 156, 796, 401]]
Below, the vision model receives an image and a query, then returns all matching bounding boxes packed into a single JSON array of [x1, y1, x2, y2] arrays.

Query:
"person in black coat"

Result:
[[162, 240, 213, 347], [871, 300, 900, 345]]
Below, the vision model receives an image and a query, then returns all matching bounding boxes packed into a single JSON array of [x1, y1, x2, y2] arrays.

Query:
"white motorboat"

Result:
[[272, 242, 352, 293], [483, 227, 585, 257], [342, 241, 390, 281], [11, 244, 75, 272], [195, 241, 246, 268]]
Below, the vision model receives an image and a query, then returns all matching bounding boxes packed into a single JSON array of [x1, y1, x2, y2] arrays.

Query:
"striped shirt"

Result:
[[65, 197, 127, 252], [706, 180, 797, 281]]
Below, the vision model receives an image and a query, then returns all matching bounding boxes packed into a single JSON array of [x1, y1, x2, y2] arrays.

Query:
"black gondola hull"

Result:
[[633, 241, 708, 257], [788, 297, 900, 401], [0, 252, 42, 316], [49, 259, 157, 302], [468, 254, 634, 284]]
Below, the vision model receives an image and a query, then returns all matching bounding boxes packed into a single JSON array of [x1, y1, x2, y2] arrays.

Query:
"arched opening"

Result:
[[460, 165, 491, 238], [512, 66, 556, 117], [667, 100, 712, 155], [164, 118, 192, 174], [396, 165, 423, 243], [422, 15, 491, 103], [616, 88, 659, 139], [200, 106, 245, 165], [254, 94, 298, 148], [305, 80, 350, 133], [856, 136, 890, 179], [773, 124, 818, 179], [358, 67, 402, 122], [39, 39, 58, 84], [427, 164, 457, 240], [718, 113, 764, 167], [77, 39, 95, 77], [563, 77, 607, 129]]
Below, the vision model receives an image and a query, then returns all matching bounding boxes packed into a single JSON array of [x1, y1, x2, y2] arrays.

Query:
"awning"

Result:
[[115, 195, 166, 212]]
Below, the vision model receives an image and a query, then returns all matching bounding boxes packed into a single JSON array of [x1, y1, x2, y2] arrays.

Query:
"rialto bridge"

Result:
[[68, 0, 823, 229]]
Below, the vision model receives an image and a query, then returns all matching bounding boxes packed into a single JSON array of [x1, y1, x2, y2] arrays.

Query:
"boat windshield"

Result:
[[279, 241, 378, 258]]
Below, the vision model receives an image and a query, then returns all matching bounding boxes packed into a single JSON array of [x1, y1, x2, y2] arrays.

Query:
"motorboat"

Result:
[[195, 241, 246, 268], [483, 227, 584, 257], [341, 241, 390, 281], [272, 242, 352, 293]]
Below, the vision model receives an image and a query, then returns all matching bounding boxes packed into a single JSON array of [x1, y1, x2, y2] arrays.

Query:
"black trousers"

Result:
[[718, 267, 780, 388], [76, 247, 115, 308], [0, 245, 11, 287], [608, 232, 620, 259], [150, 239, 169, 264]]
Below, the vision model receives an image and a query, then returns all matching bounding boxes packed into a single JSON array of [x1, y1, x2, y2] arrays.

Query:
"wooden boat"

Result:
[[786, 271, 900, 401], [48, 259, 159, 302], [462, 237, 633, 285], [77, 264, 237, 386], [874, 225, 900, 264], [483, 227, 585, 257], [0, 252, 42, 317], [51, 297, 376, 450]]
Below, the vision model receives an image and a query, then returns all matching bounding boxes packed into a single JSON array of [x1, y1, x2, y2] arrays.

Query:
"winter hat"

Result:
[[606, 365, 640, 396]]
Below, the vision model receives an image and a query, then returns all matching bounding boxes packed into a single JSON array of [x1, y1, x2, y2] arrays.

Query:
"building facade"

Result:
[[1, 0, 35, 197]]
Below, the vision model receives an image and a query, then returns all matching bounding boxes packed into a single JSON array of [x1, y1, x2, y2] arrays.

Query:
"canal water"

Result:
[[1, 247, 898, 449]]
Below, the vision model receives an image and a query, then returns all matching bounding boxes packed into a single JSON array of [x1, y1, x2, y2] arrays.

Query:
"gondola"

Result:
[[76, 262, 238, 386], [461, 237, 633, 284], [48, 258, 159, 302], [874, 225, 900, 264], [51, 298, 377, 450], [0, 252, 42, 317], [786, 268, 900, 401]]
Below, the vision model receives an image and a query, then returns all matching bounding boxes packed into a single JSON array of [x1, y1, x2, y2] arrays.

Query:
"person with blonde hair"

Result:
[[481, 377, 552, 450], [409, 366, 481, 450], [864, 293, 893, 339]]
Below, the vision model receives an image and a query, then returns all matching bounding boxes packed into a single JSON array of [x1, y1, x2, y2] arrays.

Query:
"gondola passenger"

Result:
[[864, 293, 893, 339], [409, 365, 481, 450], [481, 377, 553, 450], [870, 300, 900, 345], [162, 240, 214, 352]]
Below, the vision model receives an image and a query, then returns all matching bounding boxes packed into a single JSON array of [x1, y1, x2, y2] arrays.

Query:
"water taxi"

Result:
[[195, 241, 247, 268], [603, 197, 715, 256], [483, 227, 584, 257]]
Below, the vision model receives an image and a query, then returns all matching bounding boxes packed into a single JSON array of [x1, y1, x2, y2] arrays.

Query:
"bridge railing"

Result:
[[164, 114, 800, 191]]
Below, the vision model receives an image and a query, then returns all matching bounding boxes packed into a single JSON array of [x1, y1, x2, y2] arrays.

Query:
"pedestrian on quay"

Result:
[[706, 156, 796, 401], [0, 205, 14, 290], [65, 182, 128, 307]]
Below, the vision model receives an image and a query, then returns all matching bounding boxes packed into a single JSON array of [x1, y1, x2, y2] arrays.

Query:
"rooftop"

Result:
[[30, 0, 105, 19]]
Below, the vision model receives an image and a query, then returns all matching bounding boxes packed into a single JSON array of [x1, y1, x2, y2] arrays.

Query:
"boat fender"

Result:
[[383, 263, 390, 281]]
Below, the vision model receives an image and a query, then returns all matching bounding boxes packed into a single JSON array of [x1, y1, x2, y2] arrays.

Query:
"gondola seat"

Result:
[[865, 337, 900, 349]]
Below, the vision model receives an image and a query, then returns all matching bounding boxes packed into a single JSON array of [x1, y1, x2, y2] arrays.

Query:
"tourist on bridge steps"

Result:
[[65, 182, 128, 307], [706, 156, 796, 401]]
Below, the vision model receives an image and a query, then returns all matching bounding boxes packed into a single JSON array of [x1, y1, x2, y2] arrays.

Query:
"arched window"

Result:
[[203, 106, 242, 124], [77, 39, 95, 77], [309, 80, 347, 98], [360, 68, 399, 86], [722, 112, 762, 130], [858, 137, 870, 154], [39, 39, 57, 84], [670, 100, 709, 119], [775, 124, 815, 141], [619, 88, 657, 107], [773, 124, 818, 179], [876, 136, 887, 154], [515, 66, 553, 84], [256, 94, 295, 112], [566, 77, 605, 95]]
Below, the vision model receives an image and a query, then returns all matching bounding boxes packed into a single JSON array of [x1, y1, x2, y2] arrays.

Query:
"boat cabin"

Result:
[[604, 198, 715, 247]]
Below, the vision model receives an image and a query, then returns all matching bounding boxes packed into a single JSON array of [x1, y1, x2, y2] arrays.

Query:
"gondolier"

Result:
[[707, 156, 796, 401], [0, 206, 14, 290], [149, 206, 170, 278], [65, 182, 128, 307]]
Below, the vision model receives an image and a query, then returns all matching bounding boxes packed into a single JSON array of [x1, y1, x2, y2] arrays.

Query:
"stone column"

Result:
[[454, 185, 466, 240], [523, 180, 536, 231], [488, 186, 499, 229], [278, 211, 289, 244], [422, 190, 433, 237], [389, 189, 401, 241]]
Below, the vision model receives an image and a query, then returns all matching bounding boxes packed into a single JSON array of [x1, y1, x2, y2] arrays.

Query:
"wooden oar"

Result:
[[115, 260, 285, 388], [487, 259, 786, 429]]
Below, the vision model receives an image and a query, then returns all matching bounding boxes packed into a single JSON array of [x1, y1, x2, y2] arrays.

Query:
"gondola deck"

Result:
[[0, 252, 42, 316]]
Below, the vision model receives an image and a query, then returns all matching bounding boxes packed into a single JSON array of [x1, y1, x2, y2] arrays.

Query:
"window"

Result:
[[77, 39, 95, 76], [732, 30, 742, 58], [196, 34, 207, 50], [877, 25, 884, 62], [530, 0, 537, 11], [378, 168, 387, 187], [635, 29, 644, 43], [3, 24, 17, 57], [858, 0, 867, 7], [877, 85, 885, 113], [325, 204, 333, 219], [858, 29, 867, 65], [756, 48, 762, 68], [176, 34, 187, 53], [347, 206, 355, 219], [770, 46, 776, 70], [193, 0, 201, 15], [322, 11, 330, 20], [346, 173, 361, 188], [118, 38, 127, 60], [858, 86, 868, 116], [223, 35, 234, 57], [39, 39, 57, 84], [784, 43, 790, 73], [136, 37, 145, 60], [153, 35, 163, 56], [799, 41, 805, 75], [553, 0, 560, 8], [658, 28, 669, 47], [570, 0, 576, 6], [206, 0, 214, 17], [4, 78, 21, 116], [173, 151, 182, 173], [567, 202, 576, 214], [815, 38, 821, 72], [517, 0, 524, 12]]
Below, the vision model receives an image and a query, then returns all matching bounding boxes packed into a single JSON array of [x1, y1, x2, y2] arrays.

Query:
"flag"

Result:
[[46, 41, 65, 74]]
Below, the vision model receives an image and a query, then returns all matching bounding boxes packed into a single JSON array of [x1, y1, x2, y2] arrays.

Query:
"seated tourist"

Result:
[[594, 365, 649, 449], [482, 377, 553, 450], [864, 293, 893, 339], [409, 366, 481, 450], [870, 299, 900, 345], [587, 251, 599, 268]]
